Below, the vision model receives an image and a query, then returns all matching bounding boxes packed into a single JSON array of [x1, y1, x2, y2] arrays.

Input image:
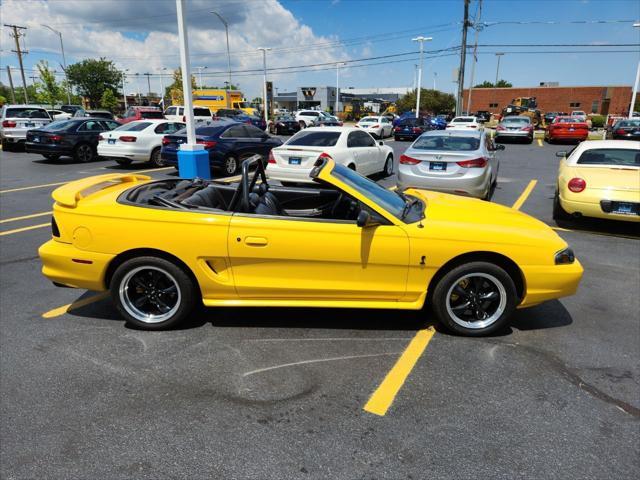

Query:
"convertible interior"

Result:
[[122, 155, 363, 221]]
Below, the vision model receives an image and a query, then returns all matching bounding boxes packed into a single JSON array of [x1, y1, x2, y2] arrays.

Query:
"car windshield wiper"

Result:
[[400, 195, 420, 220]]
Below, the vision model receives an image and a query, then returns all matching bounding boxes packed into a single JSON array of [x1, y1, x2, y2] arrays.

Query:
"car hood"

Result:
[[405, 188, 566, 249]]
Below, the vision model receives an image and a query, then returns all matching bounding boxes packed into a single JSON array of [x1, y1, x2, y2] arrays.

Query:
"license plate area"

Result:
[[32, 136, 40, 143], [613, 202, 635, 215], [24, 122, 35, 128], [429, 161, 447, 171], [289, 157, 302, 165], [108, 138, 116, 144]]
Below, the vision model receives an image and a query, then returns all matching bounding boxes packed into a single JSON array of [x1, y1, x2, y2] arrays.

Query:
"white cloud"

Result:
[[0, 0, 349, 98]]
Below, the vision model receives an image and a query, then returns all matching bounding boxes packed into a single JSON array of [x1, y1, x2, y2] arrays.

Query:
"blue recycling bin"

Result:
[[178, 148, 210, 179]]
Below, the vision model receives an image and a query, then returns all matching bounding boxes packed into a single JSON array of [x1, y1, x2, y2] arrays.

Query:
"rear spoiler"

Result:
[[52, 173, 151, 208]]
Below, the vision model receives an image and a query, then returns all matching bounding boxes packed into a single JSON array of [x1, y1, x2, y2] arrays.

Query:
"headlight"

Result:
[[555, 247, 575, 265]]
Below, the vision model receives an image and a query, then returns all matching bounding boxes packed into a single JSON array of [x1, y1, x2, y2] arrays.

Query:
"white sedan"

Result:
[[446, 116, 481, 130], [356, 116, 394, 138], [267, 127, 394, 184], [98, 119, 185, 167]]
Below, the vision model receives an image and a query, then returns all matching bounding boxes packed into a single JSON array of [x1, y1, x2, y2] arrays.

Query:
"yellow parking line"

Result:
[[511, 179, 537, 210], [42, 292, 110, 319], [0, 211, 51, 224], [551, 226, 572, 232], [364, 327, 435, 416], [0, 223, 49, 236], [0, 166, 174, 194], [537, 139, 543, 147]]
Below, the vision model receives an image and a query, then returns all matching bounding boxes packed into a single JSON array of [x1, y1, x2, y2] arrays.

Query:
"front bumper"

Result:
[[519, 259, 584, 308], [39, 239, 114, 291]]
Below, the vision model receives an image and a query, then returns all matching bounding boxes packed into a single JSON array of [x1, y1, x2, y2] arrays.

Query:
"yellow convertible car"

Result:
[[554, 140, 640, 223], [39, 155, 583, 336]]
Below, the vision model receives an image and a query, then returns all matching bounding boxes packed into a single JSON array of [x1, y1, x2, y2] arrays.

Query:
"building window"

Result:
[[569, 102, 581, 108], [489, 103, 498, 108], [591, 101, 599, 113]]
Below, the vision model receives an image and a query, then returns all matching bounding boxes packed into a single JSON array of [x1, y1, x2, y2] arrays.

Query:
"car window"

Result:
[[193, 107, 211, 117], [102, 121, 120, 130], [360, 117, 378, 123], [124, 108, 134, 117], [140, 111, 164, 119], [287, 130, 341, 147], [165, 107, 176, 116], [158, 122, 185, 134], [356, 130, 375, 147], [618, 120, 640, 128], [221, 125, 246, 138], [43, 120, 81, 131], [5, 108, 49, 119], [413, 135, 480, 151], [117, 121, 152, 131], [382, 118, 389, 124], [244, 125, 267, 138], [79, 121, 104, 132], [398, 118, 418, 126], [576, 148, 640, 167], [452, 117, 474, 123], [556, 117, 582, 124]]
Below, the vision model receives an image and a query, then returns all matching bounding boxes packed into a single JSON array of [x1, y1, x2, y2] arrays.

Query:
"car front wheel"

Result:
[[431, 261, 517, 336], [382, 155, 393, 177], [110, 256, 198, 330]]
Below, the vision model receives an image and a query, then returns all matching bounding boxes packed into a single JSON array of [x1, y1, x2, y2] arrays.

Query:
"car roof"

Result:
[[452, 116, 477, 121], [303, 126, 358, 133], [423, 129, 482, 138], [578, 140, 639, 150]]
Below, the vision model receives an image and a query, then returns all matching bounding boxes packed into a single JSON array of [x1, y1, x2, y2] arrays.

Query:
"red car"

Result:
[[118, 106, 164, 124], [545, 116, 589, 143]]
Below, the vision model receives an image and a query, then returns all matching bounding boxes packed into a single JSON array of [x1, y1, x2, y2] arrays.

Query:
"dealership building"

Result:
[[273, 86, 411, 112], [462, 85, 633, 116]]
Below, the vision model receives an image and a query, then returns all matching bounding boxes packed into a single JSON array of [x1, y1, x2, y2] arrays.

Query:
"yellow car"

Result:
[[39, 155, 583, 336], [554, 140, 640, 223]]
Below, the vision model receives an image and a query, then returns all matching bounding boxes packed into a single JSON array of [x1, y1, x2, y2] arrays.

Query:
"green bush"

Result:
[[590, 115, 605, 128]]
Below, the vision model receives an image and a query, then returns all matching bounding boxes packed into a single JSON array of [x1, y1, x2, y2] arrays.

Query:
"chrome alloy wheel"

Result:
[[445, 272, 507, 330], [119, 266, 181, 324]]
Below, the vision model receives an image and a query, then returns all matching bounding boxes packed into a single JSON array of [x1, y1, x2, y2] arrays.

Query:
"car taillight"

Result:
[[496, 125, 506, 131], [457, 157, 487, 168], [2, 120, 16, 128], [48, 135, 62, 142], [568, 177, 586, 193], [197, 139, 216, 149], [245, 120, 252, 125], [119, 136, 136, 142], [615, 129, 626, 135], [161, 136, 171, 146], [268, 150, 276, 164], [399, 154, 421, 165], [412, 127, 422, 133], [338, 121, 343, 126], [469, 125, 477, 128], [521, 126, 533, 131], [371, 124, 380, 128], [98, 134, 104, 141], [394, 127, 401, 132], [182, 116, 186, 122], [317, 152, 333, 161]]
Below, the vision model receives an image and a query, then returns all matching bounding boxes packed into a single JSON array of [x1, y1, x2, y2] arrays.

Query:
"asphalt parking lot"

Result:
[[1, 137, 639, 479]]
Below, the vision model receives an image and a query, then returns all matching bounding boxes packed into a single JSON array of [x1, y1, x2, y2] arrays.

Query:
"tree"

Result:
[[167, 68, 196, 105], [35, 60, 62, 107], [100, 88, 119, 112], [66, 58, 123, 108], [396, 89, 456, 115], [474, 79, 513, 88], [474, 80, 494, 88], [496, 79, 512, 88]]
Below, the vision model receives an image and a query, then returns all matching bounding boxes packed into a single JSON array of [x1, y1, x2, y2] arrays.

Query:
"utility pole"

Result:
[[211, 11, 232, 107], [159, 67, 167, 108], [42, 24, 71, 104], [433, 72, 437, 91], [5, 24, 29, 103], [335, 62, 346, 115], [258, 47, 271, 124], [412, 36, 432, 119], [466, 0, 482, 114], [456, 0, 470, 115], [144, 72, 152, 96], [121, 69, 129, 110], [6, 66, 16, 103], [629, 23, 640, 118]]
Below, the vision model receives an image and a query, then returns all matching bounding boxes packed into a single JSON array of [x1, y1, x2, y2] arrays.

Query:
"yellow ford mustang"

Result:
[[554, 140, 640, 223], [39, 155, 583, 336]]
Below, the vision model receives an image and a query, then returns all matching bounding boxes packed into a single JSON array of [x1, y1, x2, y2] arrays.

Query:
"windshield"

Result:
[[277, 116, 295, 121], [330, 164, 407, 219], [116, 121, 152, 131], [42, 120, 80, 131], [398, 118, 418, 126], [6, 108, 49, 119], [287, 130, 341, 147], [360, 117, 378, 123], [60, 105, 81, 114], [503, 117, 530, 124], [413, 135, 481, 151], [556, 117, 582, 123], [618, 120, 640, 128], [140, 111, 164, 119], [452, 117, 474, 123], [577, 148, 639, 167], [193, 108, 211, 117], [235, 101, 250, 109]]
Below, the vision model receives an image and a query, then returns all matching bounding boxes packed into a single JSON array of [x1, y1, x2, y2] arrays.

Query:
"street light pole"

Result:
[[42, 24, 71, 104], [335, 62, 346, 115], [412, 36, 432, 118], [196, 66, 207, 90], [494, 52, 504, 87], [629, 23, 640, 118], [121, 69, 129, 109], [211, 11, 232, 106], [258, 47, 271, 124], [159, 67, 167, 108], [433, 71, 437, 90]]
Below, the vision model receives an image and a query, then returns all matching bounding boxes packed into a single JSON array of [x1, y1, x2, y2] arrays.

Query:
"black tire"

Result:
[[150, 147, 164, 167], [110, 256, 198, 330], [115, 158, 132, 166], [394, 136, 400, 141], [2, 140, 13, 152], [223, 155, 239, 176], [73, 143, 95, 163], [552, 189, 571, 221], [43, 154, 60, 161], [382, 154, 393, 177], [527, 136, 534, 144], [431, 261, 517, 336], [348, 163, 356, 171]]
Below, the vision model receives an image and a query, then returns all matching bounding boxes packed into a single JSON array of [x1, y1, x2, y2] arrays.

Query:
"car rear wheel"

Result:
[[431, 261, 517, 336], [552, 189, 571, 221], [110, 256, 198, 330], [150, 147, 164, 167], [223, 155, 238, 176], [382, 155, 393, 177], [2, 140, 13, 152], [74, 143, 95, 163]]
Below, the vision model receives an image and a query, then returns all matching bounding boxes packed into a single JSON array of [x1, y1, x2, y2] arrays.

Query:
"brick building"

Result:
[[462, 85, 632, 116]]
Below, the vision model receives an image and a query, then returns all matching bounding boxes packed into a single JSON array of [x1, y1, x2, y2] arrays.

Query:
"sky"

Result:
[[0, 0, 639, 100]]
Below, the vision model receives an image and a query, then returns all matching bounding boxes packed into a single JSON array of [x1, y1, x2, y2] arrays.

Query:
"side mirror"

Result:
[[378, 140, 384, 146], [356, 210, 381, 228], [555, 151, 567, 158], [496, 144, 506, 151]]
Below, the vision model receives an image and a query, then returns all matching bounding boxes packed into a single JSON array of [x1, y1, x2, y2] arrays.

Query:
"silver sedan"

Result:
[[396, 130, 503, 199]]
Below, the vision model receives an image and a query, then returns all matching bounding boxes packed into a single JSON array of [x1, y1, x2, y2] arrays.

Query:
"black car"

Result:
[[475, 111, 491, 123], [215, 108, 267, 130], [544, 112, 568, 126], [161, 121, 283, 176], [73, 109, 116, 120], [269, 115, 301, 135], [393, 117, 431, 141], [608, 119, 640, 140], [24, 118, 120, 162]]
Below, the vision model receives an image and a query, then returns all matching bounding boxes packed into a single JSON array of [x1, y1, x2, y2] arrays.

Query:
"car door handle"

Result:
[[244, 236, 268, 246]]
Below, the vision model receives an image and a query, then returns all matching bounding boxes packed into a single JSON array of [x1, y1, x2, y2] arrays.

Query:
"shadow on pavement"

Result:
[[555, 216, 640, 238]]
